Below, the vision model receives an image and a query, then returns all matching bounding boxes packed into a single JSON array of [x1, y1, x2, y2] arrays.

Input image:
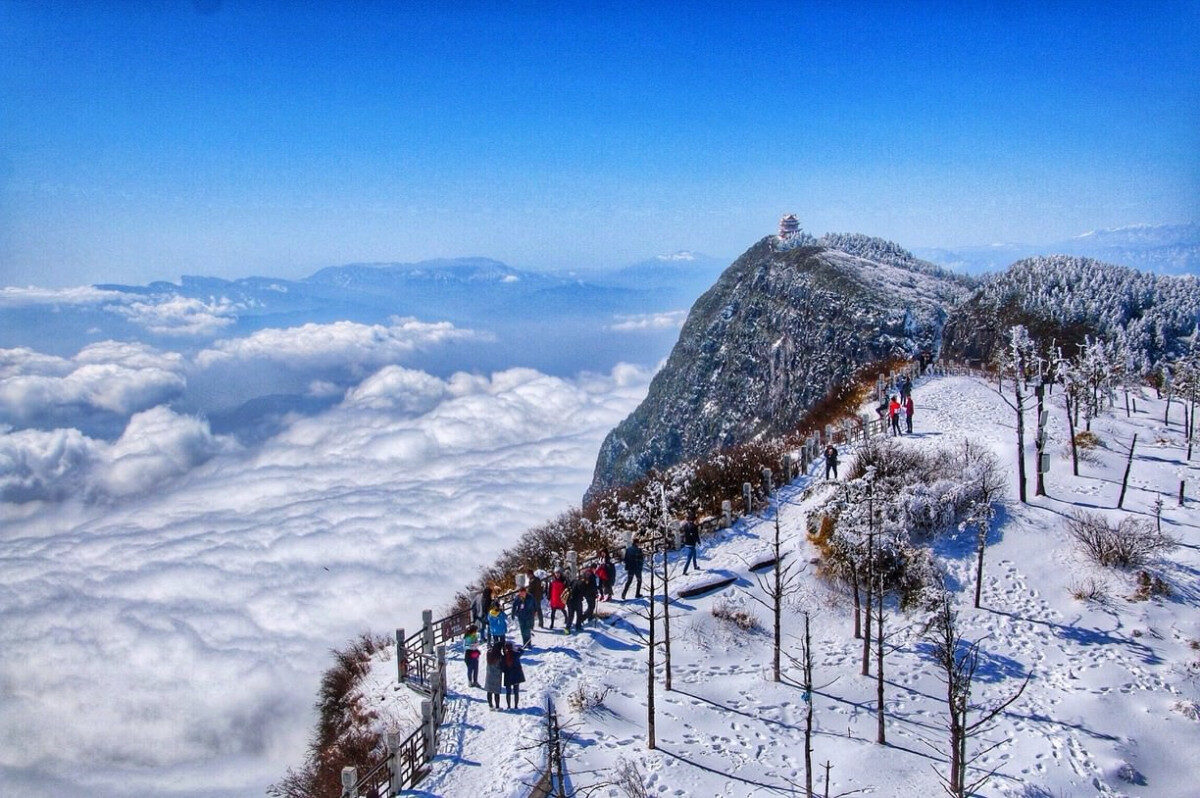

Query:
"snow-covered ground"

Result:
[[361, 373, 1200, 797]]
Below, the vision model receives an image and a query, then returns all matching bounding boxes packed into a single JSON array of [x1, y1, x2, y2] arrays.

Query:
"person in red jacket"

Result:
[[547, 569, 567, 629], [889, 395, 902, 436]]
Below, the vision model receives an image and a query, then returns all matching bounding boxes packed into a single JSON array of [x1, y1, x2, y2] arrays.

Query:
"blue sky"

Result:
[[1, 0, 1197, 285]]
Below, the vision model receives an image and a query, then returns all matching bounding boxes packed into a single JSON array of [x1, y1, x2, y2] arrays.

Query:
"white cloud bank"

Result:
[[0, 362, 650, 797], [0, 317, 484, 427], [608, 310, 688, 331]]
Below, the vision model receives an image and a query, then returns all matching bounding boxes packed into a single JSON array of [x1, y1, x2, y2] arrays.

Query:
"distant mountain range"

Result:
[[914, 223, 1199, 276]]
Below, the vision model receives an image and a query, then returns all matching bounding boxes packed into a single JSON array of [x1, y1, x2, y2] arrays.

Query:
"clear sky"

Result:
[[1, 0, 1197, 286]]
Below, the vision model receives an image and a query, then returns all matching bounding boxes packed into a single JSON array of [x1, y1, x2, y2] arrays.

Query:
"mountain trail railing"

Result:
[[340, 646, 448, 797]]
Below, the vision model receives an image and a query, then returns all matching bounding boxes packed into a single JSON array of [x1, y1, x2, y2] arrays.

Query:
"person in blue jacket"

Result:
[[487, 601, 508, 644]]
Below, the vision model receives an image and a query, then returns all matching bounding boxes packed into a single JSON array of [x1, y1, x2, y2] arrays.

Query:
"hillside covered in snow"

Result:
[[352, 370, 1199, 798]]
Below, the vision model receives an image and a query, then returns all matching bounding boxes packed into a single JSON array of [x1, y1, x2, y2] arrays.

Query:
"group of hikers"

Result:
[[455, 372, 923, 708], [822, 375, 918, 481], [460, 512, 705, 708], [875, 374, 916, 437]]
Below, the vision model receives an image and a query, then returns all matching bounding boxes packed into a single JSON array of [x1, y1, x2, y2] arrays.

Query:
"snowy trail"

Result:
[[367, 372, 1200, 798]]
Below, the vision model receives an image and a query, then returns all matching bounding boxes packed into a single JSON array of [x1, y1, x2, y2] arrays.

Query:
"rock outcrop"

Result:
[[585, 235, 969, 499]]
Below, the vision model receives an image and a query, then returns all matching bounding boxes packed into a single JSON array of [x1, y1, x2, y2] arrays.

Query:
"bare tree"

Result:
[[657, 486, 673, 692], [923, 596, 1030, 798], [621, 546, 659, 749], [992, 326, 1036, 503], [961, 446, 1005, 609], [1117, 434, 1138, 510], [747, 505, 806, 682]]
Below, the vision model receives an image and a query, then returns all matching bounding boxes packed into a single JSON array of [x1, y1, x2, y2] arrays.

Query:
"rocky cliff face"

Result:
[[585, 236, 969, 499]]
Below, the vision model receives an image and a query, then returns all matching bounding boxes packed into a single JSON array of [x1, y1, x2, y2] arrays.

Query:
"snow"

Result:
[[361, 373, 1200, 797]]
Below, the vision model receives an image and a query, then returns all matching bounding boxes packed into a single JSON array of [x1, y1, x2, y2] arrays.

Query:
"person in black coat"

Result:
[[510, 586, 538, 648], [580, 566, 599, 623], [621, 539, 644, 600], [824, 444, 839, 480], [565, 573, 588, 633], [501, 641, 525, 709], [680, 512, 701, 574]]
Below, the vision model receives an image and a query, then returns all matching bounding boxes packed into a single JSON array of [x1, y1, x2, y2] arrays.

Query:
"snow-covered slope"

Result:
[[361, 372, 1199, 797]]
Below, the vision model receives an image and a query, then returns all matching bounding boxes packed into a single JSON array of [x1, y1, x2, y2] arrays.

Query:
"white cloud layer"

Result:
[[0, 362, 650, 796], [0, 317, 484, 426], [195, 316, 485, 370], [0, 285, 129, 306], [112, 295, 241, 336], [608, 310, 688, 331], [0, 407, 231, 502]]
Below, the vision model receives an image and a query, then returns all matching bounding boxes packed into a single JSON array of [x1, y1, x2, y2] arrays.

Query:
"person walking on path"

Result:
[[580, 566, 599, 624], [487, 601, 508, 644], [473, 586, 493, 642], [622, 538, 645, 600], [463, 624, 481, 687], [484, 642, 504, 711], [824, 444, 839, 480], [889, 395, 902, 436], [565, 572, 587, 633], [501, 641, 525, 710], [547, 569, 567, 629], [904, 394, 915, 434], [528, 569, 546, 628], [899, 375, 913, 401], [511, 586, 537, 648], [681, 512, 701, 574], [597, 551, 615, 601]]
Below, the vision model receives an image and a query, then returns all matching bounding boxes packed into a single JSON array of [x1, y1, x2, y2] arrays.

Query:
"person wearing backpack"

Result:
[[621, 538, 644, 600], [501, 641, 525, 710], [484, 641, 504, 710], [510, 585, 537, 648], [462, 623, 481, 687], [597, 551, 615, 601], [527, 569, 546, 627], [487, 601, 508, 644], [824, 444, 839, 480], [547, 569, 567, 629], [565, 572, 587, 633]]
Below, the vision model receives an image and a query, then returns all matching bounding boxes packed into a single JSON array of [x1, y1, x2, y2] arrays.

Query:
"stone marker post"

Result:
[[340, 766, 357, 798], [566, 550, 578, 582], [421, 609, 434, 656], [396, 628, 406, 682], [743, 481, 753, 516], [421, 700, 435, 760], [762, 467, 773, 497], [387, 731, 402, 789], [721, 499, 732, 528]]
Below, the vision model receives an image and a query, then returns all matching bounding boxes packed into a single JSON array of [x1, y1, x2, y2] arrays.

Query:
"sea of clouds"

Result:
[[0, 300, 652, 796]]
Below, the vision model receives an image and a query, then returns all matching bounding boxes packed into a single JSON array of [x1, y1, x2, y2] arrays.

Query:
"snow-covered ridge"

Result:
[[360, 371, 1199, 798]]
